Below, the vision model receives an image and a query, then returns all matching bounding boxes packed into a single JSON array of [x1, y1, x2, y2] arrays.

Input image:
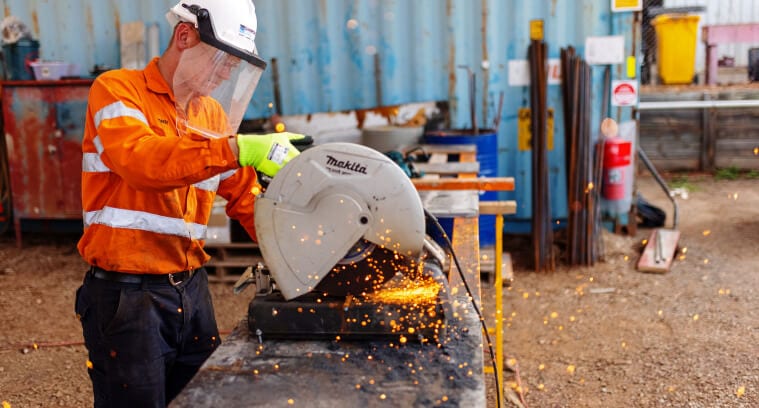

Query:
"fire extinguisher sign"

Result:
[[611, 80, 638, 107]]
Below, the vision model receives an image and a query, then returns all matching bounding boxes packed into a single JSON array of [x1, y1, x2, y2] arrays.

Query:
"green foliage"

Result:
[[669, 174, 697, 192], [715, 166, 744, 181], [712, 167, 759, 180]]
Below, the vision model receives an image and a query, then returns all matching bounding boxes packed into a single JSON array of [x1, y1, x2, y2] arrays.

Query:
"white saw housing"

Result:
[[254, 142, 426, 300]]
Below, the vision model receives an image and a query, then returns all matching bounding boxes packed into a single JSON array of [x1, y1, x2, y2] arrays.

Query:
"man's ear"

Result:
[[175, 23, 200, 50]]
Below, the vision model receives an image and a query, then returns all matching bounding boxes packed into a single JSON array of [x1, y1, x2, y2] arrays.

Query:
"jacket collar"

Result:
[[145, 57, 173, 99]]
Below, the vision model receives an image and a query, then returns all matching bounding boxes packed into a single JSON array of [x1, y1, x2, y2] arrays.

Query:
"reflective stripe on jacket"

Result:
[[78, 58, 259, 274]]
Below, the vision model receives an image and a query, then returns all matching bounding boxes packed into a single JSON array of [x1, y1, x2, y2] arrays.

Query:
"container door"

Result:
[[2, 87, 65, 219], [52, 88, 88, 217]]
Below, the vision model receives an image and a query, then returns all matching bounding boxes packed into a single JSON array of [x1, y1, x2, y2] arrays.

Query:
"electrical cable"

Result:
[[0, 329, 237, 352], [424, 208, 503, 408]]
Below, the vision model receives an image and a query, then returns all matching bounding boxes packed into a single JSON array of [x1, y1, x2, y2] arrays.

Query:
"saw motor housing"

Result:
[[253, 142, 427, 300]]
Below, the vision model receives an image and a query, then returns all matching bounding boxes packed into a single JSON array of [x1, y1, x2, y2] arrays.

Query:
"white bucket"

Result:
[[361, 125, 423, 153]]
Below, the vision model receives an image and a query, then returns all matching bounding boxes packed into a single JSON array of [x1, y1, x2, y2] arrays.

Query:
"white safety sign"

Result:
[[611, 80, 638, 107]]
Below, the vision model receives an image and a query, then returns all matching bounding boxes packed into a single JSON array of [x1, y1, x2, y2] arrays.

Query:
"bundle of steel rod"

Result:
[[528, 39, 554, 272], [560, 47, 603, 266]]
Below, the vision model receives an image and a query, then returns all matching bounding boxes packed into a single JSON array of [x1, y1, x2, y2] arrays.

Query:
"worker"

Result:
[[73, 1, 299, 407]]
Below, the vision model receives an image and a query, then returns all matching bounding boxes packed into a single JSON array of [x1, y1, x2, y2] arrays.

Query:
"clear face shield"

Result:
[[173, 42, 265, 138]]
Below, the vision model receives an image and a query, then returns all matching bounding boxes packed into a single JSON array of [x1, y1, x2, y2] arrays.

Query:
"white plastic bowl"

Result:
[[30, 61, 73, 80]]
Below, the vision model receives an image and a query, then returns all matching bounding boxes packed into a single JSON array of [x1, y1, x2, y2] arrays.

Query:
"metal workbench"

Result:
[[171, 191, 486, 407]]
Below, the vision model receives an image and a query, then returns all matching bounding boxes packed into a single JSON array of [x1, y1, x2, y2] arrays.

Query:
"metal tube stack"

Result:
[[529, 38, 554, 272], [560, 46, 603, 266]]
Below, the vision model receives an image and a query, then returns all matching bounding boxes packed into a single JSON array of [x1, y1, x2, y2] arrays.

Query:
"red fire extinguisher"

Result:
[[602, 136, 632, 201]]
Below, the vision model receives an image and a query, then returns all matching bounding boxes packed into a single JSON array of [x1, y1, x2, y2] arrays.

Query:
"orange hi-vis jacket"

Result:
[[78, 58, 260, 274]]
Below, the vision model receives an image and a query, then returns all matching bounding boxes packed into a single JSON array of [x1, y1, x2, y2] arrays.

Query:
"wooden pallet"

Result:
[[204, 242, 263, 283], [402, 143, 479, 179], [479, 248, 513, 287]]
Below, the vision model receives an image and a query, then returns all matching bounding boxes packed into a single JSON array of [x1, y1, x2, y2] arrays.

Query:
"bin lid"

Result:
[[648, 6, 705, 17], [652, 13, 701, 24]]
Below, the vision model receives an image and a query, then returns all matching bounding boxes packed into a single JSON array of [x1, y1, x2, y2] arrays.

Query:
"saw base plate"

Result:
[[248, 279, 448, 343]]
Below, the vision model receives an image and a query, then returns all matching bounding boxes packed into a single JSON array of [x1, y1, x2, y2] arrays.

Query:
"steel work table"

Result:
[[171, 192, 485, 407]]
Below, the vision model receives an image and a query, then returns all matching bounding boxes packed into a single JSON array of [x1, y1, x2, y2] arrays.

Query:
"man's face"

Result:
[[206, 51, 241, 90], [179, 43, 241, 97]]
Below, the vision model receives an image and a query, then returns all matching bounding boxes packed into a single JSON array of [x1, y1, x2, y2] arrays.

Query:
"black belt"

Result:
[[89, 266, 196, 286]]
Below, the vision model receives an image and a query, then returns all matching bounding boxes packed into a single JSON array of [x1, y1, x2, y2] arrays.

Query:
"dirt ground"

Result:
[[487, 174, 759, 407], [1, 174, 757, 407]]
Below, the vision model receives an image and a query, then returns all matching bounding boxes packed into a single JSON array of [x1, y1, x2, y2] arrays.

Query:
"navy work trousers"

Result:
[[75, 267, 220, 408]]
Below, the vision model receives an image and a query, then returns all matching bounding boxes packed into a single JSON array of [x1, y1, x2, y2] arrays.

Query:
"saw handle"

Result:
[[254, 135, 314, 190], [257, 171, 272, 189]]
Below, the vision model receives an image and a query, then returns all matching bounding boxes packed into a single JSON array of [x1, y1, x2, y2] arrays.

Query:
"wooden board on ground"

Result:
[[637, 228, 681, 273]]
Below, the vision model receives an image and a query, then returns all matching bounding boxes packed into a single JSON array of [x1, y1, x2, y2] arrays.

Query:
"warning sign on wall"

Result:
[[611, 80, 638, 107]]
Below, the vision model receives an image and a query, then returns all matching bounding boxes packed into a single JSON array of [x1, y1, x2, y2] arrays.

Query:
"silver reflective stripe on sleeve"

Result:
[[193, 174, 220, 192], [94, 101, 148, 128], [82, 152, 110, 172], [219, 169, 238, 181], [84, 207, 207, 240], [93, 136, 105, 155]]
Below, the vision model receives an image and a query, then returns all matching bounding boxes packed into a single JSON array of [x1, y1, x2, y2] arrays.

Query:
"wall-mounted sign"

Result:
[[611, 0, 642, 12], [585, 36, 625, 65], [530, 19, 544, 41], [517, 108, 554, 151], [611, 80, 638, 107], [508, 59, 562, 86]]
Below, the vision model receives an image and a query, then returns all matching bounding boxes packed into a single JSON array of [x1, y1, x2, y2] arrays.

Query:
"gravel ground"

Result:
[[483, 175, 758, 407]]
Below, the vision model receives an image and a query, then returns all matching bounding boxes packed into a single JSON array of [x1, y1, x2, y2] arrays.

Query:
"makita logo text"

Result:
[[325, 155, 368, 174]]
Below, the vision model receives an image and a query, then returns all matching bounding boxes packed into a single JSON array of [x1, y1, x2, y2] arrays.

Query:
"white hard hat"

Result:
[[166, 0, 263, 66]]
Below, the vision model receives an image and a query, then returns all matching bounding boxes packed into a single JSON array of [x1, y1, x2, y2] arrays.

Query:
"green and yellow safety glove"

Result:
[[236, 132, 305, 177]]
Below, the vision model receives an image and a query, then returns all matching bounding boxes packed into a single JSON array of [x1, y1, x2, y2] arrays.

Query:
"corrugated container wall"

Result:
[[663, 0, 759, 72], [1, 0, 634, 225]]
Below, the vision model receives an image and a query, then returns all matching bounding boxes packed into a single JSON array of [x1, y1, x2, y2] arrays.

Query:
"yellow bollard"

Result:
[[494, 213, 504, 404], [480, 200, 514, 408]]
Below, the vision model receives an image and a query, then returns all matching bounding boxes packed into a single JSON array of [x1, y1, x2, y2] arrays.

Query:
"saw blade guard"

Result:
[[254, 142, 426, 300]]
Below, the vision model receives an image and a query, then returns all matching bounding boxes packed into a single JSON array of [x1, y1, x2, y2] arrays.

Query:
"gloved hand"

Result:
[[236, 132, 304, 177]]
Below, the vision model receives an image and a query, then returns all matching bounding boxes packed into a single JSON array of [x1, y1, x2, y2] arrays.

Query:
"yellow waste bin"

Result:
[[652, 14, 700, 85]]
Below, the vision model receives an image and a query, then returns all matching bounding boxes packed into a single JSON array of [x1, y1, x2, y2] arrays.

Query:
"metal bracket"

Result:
[[233, 262, 272, 296]]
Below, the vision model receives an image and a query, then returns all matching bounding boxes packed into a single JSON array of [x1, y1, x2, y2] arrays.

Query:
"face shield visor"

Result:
[[174, 43, 265, 138]]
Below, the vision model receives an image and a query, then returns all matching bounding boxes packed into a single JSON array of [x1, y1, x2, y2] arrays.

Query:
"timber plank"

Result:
[[413, 177, 514, 191], [415, 162, 480, 176], [402, 143, 477, 155], [637, 229, 681, 274], [478, 201, 517, 216]]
